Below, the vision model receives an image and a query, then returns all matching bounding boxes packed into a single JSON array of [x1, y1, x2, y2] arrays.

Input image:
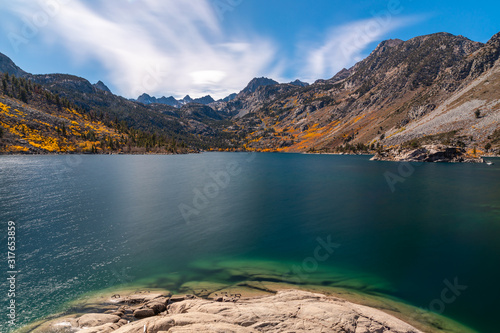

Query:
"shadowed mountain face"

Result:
[[0, 52, 27, 77], [289, 79, 309, 87], [93, 80, 111, 93], [1, 31, 500, 154]]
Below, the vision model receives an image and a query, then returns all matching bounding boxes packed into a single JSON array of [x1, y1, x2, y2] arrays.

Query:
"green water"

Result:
[[1, 153, 499, 332]]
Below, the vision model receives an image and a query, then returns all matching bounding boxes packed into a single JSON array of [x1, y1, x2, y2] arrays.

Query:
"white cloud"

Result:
[[1, 1, 423, 99], [190, 70, 226, 85], [300, 16, 422, 81], [2, 0, 278, 99]]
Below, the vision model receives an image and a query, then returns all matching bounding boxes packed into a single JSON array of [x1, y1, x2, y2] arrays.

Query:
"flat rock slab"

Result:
[[110, 290, 422, 333], [77, 313, 121, 328]]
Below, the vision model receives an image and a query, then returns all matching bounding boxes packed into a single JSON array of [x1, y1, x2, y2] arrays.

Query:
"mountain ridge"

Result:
[[136, 93, 215, 108], [228, 31, 499, 154], [1, 30, 499, 156]]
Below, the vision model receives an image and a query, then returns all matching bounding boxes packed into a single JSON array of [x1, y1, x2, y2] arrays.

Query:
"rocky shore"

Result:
[[28, 290, 423, 333], [370, 145, 485, 163]]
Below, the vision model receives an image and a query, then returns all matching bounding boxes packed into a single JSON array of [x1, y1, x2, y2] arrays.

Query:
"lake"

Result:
[[1, 153, 499, 332]]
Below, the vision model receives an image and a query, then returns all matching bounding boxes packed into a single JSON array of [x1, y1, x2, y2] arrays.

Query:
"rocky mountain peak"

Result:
[[182, 95, 193, 103], [451, 31, 500, 83], [371, 39, 404, 56], [347, 32, 484, 90], [0, 52, 27, 77], [241, 77, 279, 94], [488, 31, 500, 46], [93, 80, 111, 93], [135, 94, 214, 107], [193, 95, 215, 104], [289, 79, 309, 87], [328, 68, 353, 83], [221, 93, 237, 102], [136, 93, 154, 104]]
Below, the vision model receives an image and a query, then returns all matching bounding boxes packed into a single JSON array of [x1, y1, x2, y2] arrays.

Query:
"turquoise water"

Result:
[[1, 153, 499, 332]]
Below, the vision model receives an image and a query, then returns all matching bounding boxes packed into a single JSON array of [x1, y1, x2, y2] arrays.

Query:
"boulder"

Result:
[[127, 293, 166, 304], [133, 308, 156, 319], [169, 295, 185, 303], [147, 301, 166, 314], [77, 313, 120, 328], [78, 322, 124, 333]]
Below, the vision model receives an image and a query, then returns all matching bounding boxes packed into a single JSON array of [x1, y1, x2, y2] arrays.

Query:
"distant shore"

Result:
[[1, 150, 499, 160]]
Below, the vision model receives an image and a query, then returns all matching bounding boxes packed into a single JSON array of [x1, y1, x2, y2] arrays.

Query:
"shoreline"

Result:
[[16, 282, 477, 333], [1, 150, 499, 159]]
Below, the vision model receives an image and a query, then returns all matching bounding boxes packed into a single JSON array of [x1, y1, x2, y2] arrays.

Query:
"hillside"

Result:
[[228, 32, 500, 155], [0, 74, 192, 154], [29, 74, 232, 148], [0, 52, 240, 153], [1, 30, 499, 156]]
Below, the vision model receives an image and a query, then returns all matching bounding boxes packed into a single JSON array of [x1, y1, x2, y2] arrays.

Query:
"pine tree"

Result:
[[20, 88, 28, 103], [55, 94, 61, 108]]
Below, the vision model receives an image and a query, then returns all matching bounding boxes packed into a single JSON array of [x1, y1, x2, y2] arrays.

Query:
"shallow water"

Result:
[[1, 153, 499, 332]]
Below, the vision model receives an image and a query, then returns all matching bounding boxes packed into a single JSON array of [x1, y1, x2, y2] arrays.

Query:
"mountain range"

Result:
[[134, 78, 309, 108], [1, 31, 499, 155], [135, 93, 215, 108]]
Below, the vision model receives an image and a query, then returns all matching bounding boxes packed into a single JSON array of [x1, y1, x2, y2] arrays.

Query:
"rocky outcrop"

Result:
[[93, 80, 112, 93], [371, 145, 484, 163], [41, 290, 422, 333], [77, 313, 121, 327], [0, 52, 28, 77]]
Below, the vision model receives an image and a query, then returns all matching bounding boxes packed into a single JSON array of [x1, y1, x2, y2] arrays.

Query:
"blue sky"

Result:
[[0, 0, 499, 99]]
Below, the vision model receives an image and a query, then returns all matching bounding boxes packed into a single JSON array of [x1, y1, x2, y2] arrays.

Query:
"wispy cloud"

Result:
[[3, 0, 277, 99], [1, 1, 422, 99], [300, 16, 422, 81]]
